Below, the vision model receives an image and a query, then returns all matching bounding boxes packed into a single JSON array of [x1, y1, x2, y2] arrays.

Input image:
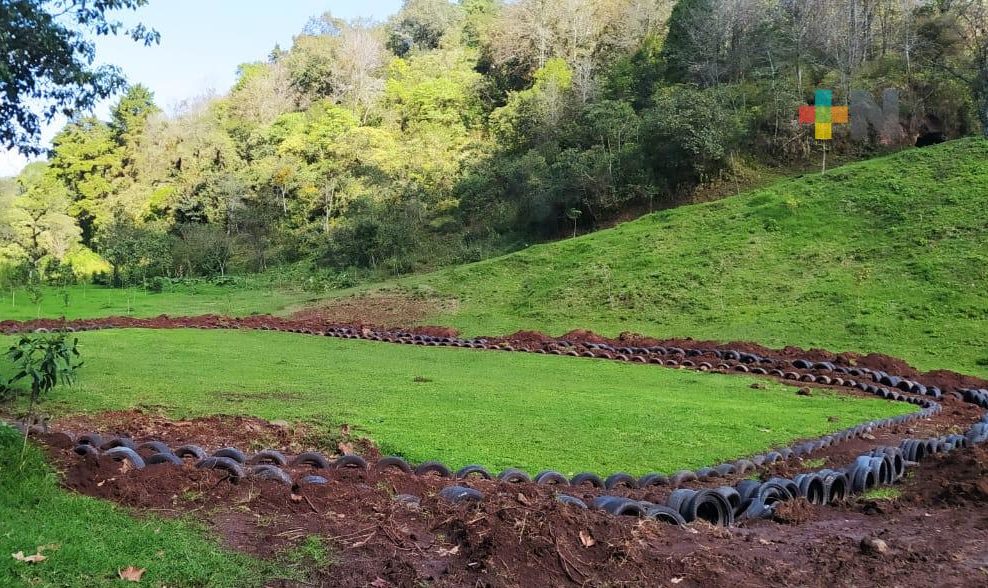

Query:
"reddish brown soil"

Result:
[[289, 294, 458, 331], [37, 424, 988, 588]]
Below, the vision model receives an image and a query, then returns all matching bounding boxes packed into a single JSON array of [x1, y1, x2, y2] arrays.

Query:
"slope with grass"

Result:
[[1, 329, 911, 476], [0, 425, 313, 587], [383, 139, 988, 377]]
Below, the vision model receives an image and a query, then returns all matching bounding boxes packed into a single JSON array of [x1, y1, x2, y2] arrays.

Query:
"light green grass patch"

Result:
[[0, 282, 316, 321], [2, 329, 913, 476], [859, 487, 902, 501]]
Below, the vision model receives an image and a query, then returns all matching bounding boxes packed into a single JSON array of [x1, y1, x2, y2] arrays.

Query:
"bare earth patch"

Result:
[[289, 293, 458, 329]]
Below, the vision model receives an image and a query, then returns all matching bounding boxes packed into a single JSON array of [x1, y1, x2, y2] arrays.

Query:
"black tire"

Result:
[[76, 433, 103, 447], [638, 473, 669, 487], [732, 460, 754, 475], [714, 486, 742, 516], [675, 489, 733, 526], [849, 465, 876, 492], [456, 465, 493, 480], [146, 452, 183, 466], [251, 465, 293, 485], [757, 480, 794, 505], [713, 463, 737, 477], [795, 474, 826, 504], [212, 447, 248, 464], [299, 475, 328, 485], [137, 441, 172, 455], [439, 485, 484, 503], [104, 446, 146, 469], [73, 444, 98, 456], [667, 489, 695, 514], [735, 479, 762, 503], [645, 505, 687, 526], [556, 494, 587, 509], [570, 472, 604, 488], [534, 470, 569, 486], [247, 450, 289, 466], [376, 456, 413, 473], [100, 437, 137, 451], [740, 498, 774, 520], [821, 472, 849, 503], [592, 496, 646, 517], [334, 455, 369, 470], [196, 456, 245, 481], [498, 468, 531, 483], [293, 452, 332, 469], [415, 460, 452, 477], [175, 444, 208, 460], [669, 470, 698, 487], [604, 472, 638, 490]]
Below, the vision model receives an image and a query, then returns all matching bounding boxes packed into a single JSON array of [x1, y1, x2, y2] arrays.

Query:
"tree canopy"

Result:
[[0, 0, 158, 155], [2, 0, 986, 287]]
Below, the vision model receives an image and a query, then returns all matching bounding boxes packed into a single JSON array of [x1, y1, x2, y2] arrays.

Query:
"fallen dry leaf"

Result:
[[370, 578, 391, 588], [338, 442, 353, 454], [12, 551, 46, 564], [516, 493, 531, 505], [118, 566, 146, 582], [670, 578, 685, 585], [758, 538, 772, 545], [579, 530, 596, 548], [289, 493, 303, 503], [438, 545, 460, 556]]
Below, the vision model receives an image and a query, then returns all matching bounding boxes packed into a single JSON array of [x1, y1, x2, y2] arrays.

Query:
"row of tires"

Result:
[[55, 405, 988, 530], [535, 431, 969, 527], [60, 365, 941, 494]]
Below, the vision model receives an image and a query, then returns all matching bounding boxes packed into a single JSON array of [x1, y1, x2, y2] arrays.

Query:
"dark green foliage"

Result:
[[0, 0, 158, 155], [3, 0, 987, 286]]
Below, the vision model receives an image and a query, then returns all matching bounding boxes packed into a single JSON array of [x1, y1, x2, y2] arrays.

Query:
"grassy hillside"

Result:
[[0, 330, 908, 475], [386, 139, 988, 377]]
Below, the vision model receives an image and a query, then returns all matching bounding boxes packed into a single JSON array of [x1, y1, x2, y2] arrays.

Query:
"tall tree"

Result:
[[0, 0, 157, 154]]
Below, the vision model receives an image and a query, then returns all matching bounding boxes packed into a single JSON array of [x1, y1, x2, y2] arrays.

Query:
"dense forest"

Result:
[[2, 0, 987, 289]]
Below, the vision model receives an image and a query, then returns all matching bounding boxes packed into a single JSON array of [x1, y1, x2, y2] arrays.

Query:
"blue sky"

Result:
[[0, 0, 404, 176]]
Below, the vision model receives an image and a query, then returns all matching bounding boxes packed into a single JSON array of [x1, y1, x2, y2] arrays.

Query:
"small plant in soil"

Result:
[[5, 331, 83, 462], [860, 487, 902, 501]]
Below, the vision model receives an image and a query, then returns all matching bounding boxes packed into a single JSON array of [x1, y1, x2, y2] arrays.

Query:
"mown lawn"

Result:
[[0, 425, 316, 587], [379, 138, 988, 378], [0, 282, 317, 322], [2, 329, 912, 476]]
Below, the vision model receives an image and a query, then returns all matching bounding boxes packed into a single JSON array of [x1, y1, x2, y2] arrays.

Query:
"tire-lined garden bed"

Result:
[[6, 314, 987, 531]]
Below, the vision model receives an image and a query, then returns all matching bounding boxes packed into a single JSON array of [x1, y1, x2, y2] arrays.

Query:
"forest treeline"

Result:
[[2, 0, 986, 288]]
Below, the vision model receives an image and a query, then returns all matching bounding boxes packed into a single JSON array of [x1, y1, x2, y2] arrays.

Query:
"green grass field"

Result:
[[0, 282, 318, 322], [1, 329, 912, 475], [379, 139, 988, 378], [0, 425, 318, 587]]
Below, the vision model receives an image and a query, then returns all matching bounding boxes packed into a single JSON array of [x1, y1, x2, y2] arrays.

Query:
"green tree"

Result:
[[642, 85, 745, 187], [47, 117, 125, 242], [0, 163, 82, 280], [0, 0, 157, 154]]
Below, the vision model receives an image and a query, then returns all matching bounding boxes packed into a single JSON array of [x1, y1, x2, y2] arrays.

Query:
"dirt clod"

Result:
[[860, 536, 890, 556]]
